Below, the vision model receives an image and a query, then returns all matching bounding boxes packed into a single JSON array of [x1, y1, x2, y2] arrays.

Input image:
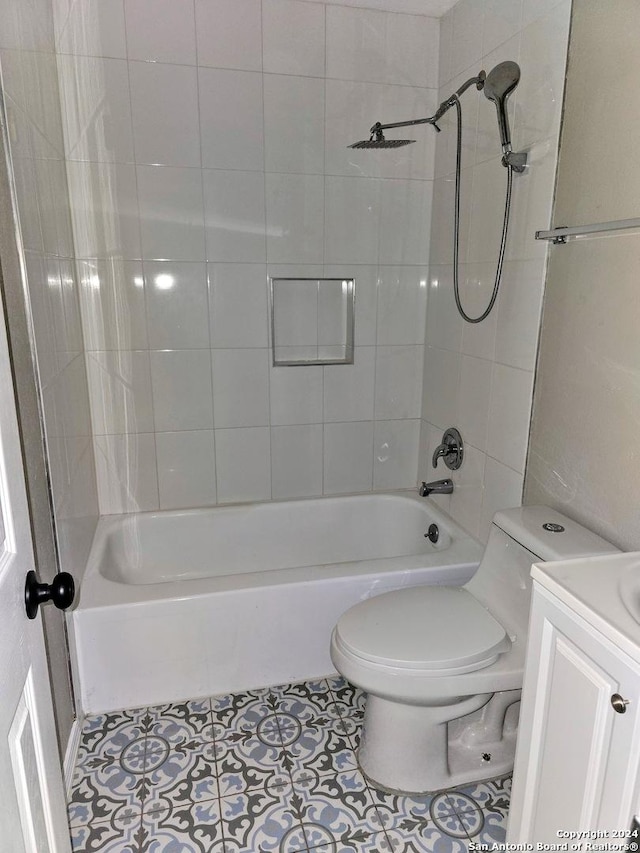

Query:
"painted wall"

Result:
[[0, 0, 99, 751], [525, 0, 640, 550], [420, 0, 570, 541], [55, 0, 440, 513]]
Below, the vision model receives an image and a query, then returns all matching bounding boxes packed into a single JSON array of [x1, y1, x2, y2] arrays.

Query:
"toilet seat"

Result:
[[334, 586, 511, 676]]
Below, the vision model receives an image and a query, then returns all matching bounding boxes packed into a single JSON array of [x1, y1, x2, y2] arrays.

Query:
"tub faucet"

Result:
[[419, 479, 454, 497]]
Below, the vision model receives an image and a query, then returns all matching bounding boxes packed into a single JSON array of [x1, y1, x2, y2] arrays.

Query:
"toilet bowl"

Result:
[[330, 506, 619, 794]]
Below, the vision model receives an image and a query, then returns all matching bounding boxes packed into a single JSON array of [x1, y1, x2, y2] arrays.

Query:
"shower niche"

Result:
[[270, 277, 355, 366]]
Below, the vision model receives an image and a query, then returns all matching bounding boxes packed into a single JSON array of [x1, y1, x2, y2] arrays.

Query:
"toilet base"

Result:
[[357, 690, 521, 794]]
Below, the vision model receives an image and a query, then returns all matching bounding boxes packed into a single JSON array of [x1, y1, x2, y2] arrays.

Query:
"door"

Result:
[[0, 277, 71, 848]]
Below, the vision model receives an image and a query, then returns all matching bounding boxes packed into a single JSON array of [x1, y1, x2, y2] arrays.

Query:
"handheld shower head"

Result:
[[483, 60, 520, 151]]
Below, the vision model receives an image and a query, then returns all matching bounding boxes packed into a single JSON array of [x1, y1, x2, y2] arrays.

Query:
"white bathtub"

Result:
[[69, 492, 482, 713]]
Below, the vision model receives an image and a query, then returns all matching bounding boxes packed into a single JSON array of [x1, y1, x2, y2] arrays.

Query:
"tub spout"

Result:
[[419, 479, 454, 497]]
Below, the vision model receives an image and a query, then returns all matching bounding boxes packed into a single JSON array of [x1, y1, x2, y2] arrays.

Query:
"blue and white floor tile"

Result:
[[69, 678, 511, 852]]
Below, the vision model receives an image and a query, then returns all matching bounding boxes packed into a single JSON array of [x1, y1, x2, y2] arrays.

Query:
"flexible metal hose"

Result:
[[451, 95, 513, 324]]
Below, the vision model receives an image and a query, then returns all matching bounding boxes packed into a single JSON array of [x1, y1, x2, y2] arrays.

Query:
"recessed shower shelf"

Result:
[[535, 217, 640, 244]]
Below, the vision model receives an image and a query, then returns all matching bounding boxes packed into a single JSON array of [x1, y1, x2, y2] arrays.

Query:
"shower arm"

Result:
[[370, 72, 486, 137]]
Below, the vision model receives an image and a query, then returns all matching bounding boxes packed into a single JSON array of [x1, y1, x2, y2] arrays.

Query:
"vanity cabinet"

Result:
[[508, 558, 640, 842]]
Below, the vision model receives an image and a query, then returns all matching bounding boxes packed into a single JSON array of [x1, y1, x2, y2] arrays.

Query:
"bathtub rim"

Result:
[[75, 490, 483, 611]]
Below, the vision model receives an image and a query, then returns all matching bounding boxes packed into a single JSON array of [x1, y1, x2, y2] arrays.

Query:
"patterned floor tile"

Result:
[[211, 687, 280, 740], [69, 679, 511, 853], [219, 787, 307, 852], [384, 828, 470, 852], [291, 768, 385, 851], [145, 697, 215, 748], [76, 709, 148, 766], [69, 742, 148, 824], [450, 778, 511, 818], [461, 807, 507, 844], [142, 741, 219, 812], [139, 800, 224, 852], [70, 804, 142, 852], [215, 735, 290, 797], [366, 789, 456, 841]]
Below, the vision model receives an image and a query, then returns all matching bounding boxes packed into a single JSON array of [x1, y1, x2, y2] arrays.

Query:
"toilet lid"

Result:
[[335, 586, 511, 673]]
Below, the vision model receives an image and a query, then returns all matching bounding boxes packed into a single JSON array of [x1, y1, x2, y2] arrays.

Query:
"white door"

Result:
[[0, 281, 71, 849]]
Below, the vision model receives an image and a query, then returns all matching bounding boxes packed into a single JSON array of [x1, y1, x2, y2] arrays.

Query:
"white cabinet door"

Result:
[[0, 278, 71, 847], [508, 588, 640, 842]]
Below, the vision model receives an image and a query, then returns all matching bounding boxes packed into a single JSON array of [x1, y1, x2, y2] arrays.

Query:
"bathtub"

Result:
[[69, 491, 482, 713]]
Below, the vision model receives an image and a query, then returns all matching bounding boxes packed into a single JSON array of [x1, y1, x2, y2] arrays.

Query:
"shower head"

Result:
[[483, 60, 520, 150], [349, 125, 415, 149]]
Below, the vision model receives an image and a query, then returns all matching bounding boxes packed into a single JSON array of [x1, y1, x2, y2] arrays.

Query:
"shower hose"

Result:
[[451, 95, 514, 324]]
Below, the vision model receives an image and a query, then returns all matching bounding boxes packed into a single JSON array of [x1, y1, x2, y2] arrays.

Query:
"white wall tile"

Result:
[[495, 258, 545, 371], [125, 0, 196, 64], [156, 430, 216, 509], [375, 345, 424, 420], [482, 0, 523, 57], [212, 348, 270, 428], [324, 176, 380, 264], [479, 455, 523, 542], [34, 158, 74, 257], [449, 442, 485, 539], [150, 349, 214, 431], [425, 264, 464, 353], [486, 362, 533, 474], [324, 79, 437, 181], [377, 266, 428, 345], [195, 0, 262, 72], [264, 74, 324, 175], [130, 62, 200, 167], [209, 263, 268, 348], [265, 173, 324, 264], [459, 262, 499, 360], [203, 169, 266, 262], [378, 179, 432, 265], [324, 421, 373, 494], [67, 161, 141, 259], [323, 264, 378, 347], [326, 5, 439, 88], [270, 364, 323, 425], [466, 157, 505, 263], [215, 426, 271, 503], [515, 2, 570, 149], [271, 424, 323, 499], [145, 261, 209, 349], [438, 10, 454, 86], [456, 354, 492, 452], [262, 0, 325, 77], [373, 419, 420, 490], [79, 260, 147, 351], [87, 350, 154, 434], [199, 68, 263, 171], [451, 0, 484, 78], [137, 165, 205, 261], [94, 432, 158, 513], [59, 0, 127, 58], [60, 55, 134, 163], [324, 347, 375, 423], [421, 345, 459, 428]]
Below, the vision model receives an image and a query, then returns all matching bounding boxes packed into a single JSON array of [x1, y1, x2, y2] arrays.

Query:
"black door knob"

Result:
[[25, 570, 75, 620]]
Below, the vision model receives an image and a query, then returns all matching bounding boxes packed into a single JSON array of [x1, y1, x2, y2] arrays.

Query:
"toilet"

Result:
[[330, 505, 619, 794]]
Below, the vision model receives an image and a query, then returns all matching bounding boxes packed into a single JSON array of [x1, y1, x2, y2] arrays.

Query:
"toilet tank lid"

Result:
[[492, 506, 620, 563]]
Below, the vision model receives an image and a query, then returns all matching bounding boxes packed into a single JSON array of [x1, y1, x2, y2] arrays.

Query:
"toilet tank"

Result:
[[465, 506, 619, 642]]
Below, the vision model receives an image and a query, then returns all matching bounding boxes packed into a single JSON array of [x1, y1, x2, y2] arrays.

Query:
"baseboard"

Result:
[[63, 717, 82, 795]]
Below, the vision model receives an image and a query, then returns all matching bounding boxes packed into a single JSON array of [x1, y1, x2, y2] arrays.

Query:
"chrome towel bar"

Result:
[[535, 217, 640, 244]]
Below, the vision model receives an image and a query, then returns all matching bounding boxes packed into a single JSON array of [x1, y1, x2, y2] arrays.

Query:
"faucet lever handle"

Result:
[[431, 427, 464, 470]]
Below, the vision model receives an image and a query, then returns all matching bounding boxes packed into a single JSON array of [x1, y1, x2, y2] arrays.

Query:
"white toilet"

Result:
[[330, 505, 619, 794]]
